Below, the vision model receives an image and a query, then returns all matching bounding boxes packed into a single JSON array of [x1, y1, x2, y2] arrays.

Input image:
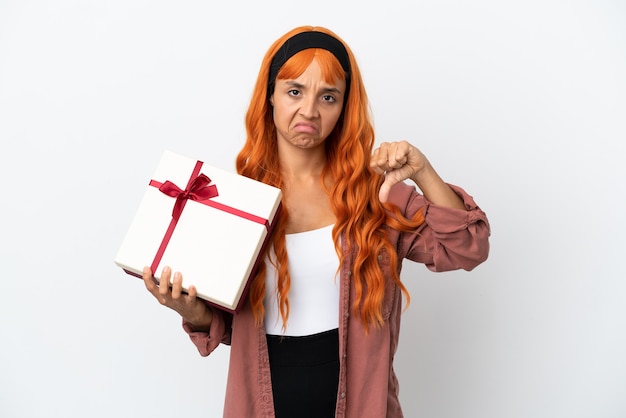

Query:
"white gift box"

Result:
[[114, 150, 282, 312]]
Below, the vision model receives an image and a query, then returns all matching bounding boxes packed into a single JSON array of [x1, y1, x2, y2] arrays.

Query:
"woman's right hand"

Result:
[[142, 266, 213, 331]]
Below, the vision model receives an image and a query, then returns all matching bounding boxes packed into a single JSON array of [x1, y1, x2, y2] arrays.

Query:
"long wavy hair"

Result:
[[236, 26, 424, 331]]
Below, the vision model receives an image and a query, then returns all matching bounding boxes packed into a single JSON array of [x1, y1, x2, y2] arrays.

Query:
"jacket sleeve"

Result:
[[181, 306, 233, 356], [390, 182, 490, 272]]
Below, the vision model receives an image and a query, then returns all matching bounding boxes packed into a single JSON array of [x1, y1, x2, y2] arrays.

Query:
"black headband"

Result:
[[268, 31, 351, 92]]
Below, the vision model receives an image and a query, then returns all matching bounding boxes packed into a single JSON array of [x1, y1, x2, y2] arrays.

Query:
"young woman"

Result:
[[142, 25, 490, 418]]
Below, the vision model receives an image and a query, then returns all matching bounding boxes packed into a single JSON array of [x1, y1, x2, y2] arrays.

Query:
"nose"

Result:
[[299, 95, 319, 119]]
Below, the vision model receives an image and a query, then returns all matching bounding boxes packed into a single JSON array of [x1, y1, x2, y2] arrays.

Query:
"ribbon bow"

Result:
[[158, 174, 218, 219]]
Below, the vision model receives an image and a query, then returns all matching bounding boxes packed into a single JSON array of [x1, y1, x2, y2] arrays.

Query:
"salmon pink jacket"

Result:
[[182, 182, 490, 418]]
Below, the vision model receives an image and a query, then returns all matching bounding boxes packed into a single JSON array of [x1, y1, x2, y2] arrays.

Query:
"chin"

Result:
[[291, 136, 323, 147]]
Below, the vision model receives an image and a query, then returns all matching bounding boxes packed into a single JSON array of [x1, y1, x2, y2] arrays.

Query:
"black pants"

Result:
[[266, 328, 340, 418]]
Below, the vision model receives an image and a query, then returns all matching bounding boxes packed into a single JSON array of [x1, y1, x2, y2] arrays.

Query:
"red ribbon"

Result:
[[155, 174, 218, 219], [148, 159, 269, 274]]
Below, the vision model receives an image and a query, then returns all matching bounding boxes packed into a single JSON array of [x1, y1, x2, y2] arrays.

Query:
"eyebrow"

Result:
[[284, 81, 343, 95]]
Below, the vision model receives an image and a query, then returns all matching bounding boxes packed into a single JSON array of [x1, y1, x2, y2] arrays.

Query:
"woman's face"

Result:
[[270, 59, 346, 151]]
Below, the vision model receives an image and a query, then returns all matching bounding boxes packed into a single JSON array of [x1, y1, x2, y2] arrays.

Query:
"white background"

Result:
[[1, 1, 625, 417]]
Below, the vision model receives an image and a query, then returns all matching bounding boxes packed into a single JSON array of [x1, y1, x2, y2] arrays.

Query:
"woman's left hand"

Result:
[[371, 141, 431, 202], [371, 140, 467, 210]]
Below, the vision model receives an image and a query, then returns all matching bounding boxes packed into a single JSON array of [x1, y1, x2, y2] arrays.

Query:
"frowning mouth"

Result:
[[293, 122, 318, 134]]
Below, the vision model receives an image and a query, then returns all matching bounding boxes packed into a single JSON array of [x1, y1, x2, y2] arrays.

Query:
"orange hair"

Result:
[[236, 26, 424, 331]]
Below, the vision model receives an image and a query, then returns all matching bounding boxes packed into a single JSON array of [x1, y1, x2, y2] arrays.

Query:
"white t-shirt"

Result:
[[264, 224, 340, 336]]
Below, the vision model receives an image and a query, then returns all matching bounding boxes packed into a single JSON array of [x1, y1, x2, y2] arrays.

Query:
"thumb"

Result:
[[378, 174, 397, 203], [378, 167, 410, 202]]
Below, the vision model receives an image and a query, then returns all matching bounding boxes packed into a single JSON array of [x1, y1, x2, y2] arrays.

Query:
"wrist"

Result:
[[410, 163, 438, 190], [185, 308, 213, 332]]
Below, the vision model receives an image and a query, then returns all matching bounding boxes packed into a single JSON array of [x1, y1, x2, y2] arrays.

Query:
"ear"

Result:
[[269, 94, 274, 106]]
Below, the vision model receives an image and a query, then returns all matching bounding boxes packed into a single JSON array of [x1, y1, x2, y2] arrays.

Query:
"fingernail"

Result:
[[163, 266, 170, 274]]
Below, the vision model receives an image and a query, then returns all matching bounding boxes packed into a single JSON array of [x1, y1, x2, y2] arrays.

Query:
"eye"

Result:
[[322, 94, 336, 103], [288, 89, 301, 97]]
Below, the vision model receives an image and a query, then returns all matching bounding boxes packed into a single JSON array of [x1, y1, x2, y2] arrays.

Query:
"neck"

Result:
[[278, 143, 327, 182]]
